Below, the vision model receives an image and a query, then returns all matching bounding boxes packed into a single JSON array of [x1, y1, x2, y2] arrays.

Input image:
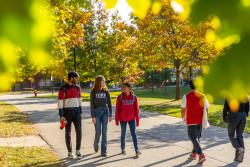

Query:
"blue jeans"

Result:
[[94, 106, 109, 154], [187, 124, 202, 154], [228, 112, 247, 150], [120, 120, 139, 151]]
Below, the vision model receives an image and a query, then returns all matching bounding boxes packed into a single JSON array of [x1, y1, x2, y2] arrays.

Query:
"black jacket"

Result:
[[223, 100, 249, 123]]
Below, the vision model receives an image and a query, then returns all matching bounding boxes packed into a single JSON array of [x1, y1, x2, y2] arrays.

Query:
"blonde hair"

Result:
[[92, 75, 108, 93]]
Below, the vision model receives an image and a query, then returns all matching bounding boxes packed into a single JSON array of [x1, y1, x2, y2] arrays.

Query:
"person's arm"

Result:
[[181, 95, 186, 120], [134, 96, 140, 127], [106, 91, 112, 121], [204, 96, 209, 116], [223, 100, 229, 121], [115, 95, 120, 126], [58, 88, 66, 123], [78, 86, 82, 116], [181, 108, 186, 119], [245, 101, 249, 117], [90, 91, 96, 124]]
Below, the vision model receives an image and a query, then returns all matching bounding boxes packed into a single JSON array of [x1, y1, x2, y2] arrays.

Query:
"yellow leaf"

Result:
[[152, 1, 162, 15], [127, 0, 151, 18], [102, 0, 119, 9]]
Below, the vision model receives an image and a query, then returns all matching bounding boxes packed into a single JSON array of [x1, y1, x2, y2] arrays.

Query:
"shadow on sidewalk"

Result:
[[62, 153, 137, 167]]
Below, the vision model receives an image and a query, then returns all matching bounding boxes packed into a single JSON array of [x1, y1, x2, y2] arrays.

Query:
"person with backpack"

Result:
[[223, 97, 249, 162], [58, 71, 83, 159], [115, 82, 141, 157], [90, 75, 112, 157], [181, 79, 209, 164]]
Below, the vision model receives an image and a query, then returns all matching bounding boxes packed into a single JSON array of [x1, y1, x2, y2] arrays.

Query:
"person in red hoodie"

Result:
[[115, 82, 141, 157]]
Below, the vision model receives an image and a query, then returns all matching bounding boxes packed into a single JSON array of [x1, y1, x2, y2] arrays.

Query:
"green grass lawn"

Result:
[[0, 102, 38, 137], [0, 147, 64, 167], [30, 86, 250, 133], [0, 102, 64, 167]]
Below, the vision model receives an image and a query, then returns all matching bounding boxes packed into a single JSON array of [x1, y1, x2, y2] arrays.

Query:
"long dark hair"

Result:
[[92, 75, 108, 93], [123, 82, 134, 95]]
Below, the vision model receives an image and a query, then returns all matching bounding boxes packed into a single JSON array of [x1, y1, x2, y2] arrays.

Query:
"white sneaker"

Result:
[[76, 150, 82, 159]]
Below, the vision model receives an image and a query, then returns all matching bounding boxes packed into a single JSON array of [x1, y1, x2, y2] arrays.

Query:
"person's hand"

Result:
[[109, 117, 112, 122], [92, 118, 96, 124], [60, 117, 66, 124], [136, 124, 139, 127], [116, 122, 119, 126]]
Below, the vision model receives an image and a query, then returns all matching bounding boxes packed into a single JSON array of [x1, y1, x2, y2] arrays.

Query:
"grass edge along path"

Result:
[[29, 87, 250, 133], [0, 102, 64, 167]]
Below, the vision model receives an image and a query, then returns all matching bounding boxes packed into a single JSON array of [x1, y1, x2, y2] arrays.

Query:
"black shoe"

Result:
[[101, 153, 107, 157], [121, 150, 126, 155], [94, 148, 98, 153]]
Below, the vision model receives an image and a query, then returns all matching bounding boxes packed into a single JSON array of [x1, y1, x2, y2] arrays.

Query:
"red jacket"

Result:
[[186, 92, 204, 125], [115, 92, 140, 126]]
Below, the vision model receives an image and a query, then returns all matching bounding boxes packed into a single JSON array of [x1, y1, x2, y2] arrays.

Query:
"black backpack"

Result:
[[63, 84, 80, 99]]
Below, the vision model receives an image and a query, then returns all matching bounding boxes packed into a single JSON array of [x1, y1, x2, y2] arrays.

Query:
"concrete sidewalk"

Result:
[[0, 94, 249, 167]]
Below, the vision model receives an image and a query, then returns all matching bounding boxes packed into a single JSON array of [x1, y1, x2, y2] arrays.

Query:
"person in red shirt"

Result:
[[115, 82, 141, 157], [181, 79, 209, 164], [58, 71, 82, 159]]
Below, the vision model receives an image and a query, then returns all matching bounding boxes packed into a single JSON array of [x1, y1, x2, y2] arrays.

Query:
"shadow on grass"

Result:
[[21, 160, 65, 167], [2, 111, 30, 123]]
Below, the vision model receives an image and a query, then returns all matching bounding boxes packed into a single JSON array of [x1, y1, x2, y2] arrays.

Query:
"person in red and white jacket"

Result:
[[58, 71, 82, 159], [115, 82, 141, 156], [181, 79, 209, 164]]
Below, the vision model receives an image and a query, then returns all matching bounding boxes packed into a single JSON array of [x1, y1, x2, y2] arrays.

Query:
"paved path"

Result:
[[0, 94, 250, 167]]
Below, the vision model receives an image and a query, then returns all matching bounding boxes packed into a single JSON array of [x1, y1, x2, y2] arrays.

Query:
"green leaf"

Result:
[[203, 34, 250, 101], [190, 0, 250, 38]]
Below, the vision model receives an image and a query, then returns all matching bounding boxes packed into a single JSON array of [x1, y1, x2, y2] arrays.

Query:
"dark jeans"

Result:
[[228, 112, 247, 150], [120, 120, 139, 151], [94, 106, 109, 154], [187, 124, 202, 154], [64, 109, 82, 152]]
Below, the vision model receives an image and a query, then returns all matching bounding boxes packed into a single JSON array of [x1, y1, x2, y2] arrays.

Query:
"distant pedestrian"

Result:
[[89, 82, 93, 90], [115, 82, 141, 157], [58, 71, 83, 159], [181, 79, 209, 164], [90, 75, 112, 157], [223, 97, 249, 162]]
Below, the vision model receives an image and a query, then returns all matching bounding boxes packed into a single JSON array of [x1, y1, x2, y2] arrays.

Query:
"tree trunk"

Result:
[[175, 69, 181, 100], [165, 67, 167, 95], [151, 72, 154, 92]]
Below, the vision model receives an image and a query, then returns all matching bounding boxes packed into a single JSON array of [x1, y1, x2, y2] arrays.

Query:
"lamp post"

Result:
[[74, 46, 76, 72]]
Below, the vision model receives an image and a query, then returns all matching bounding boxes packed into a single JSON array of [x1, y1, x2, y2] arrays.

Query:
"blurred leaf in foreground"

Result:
[[0, 0, 52, 91]]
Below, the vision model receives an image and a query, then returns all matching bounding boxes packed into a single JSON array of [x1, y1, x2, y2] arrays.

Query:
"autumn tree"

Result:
[[49, 0, 92, 81], [133, 0, 222, 100]]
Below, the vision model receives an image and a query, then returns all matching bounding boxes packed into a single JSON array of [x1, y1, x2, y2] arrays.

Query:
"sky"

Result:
[[111, 0, 133, 23]]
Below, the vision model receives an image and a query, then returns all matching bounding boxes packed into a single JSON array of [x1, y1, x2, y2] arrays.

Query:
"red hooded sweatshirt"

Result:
[[115, 92, 140, 126]]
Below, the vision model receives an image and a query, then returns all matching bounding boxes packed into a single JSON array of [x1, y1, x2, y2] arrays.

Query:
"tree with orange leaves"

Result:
[[133, 0, 222, 99]]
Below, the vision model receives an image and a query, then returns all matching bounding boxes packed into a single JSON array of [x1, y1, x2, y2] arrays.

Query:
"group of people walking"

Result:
[[58, 71, 249, 165], [58, 72, 141, 159], [181, 80, 249, 164]]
